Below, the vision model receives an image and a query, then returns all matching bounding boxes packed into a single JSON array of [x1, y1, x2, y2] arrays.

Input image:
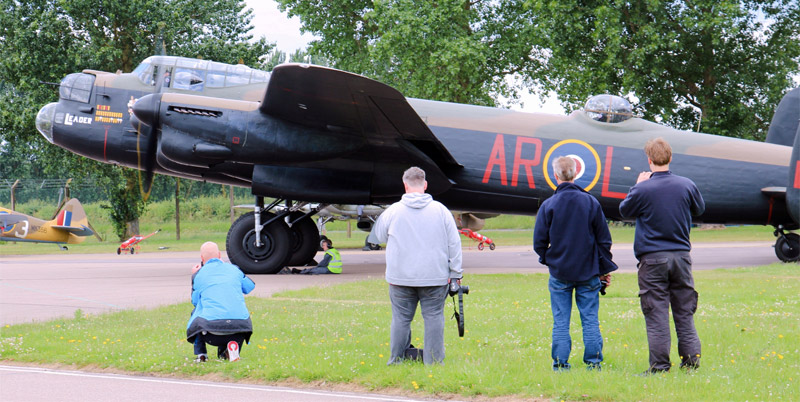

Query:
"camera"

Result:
[[448, 280, 468, 337], [449, 281, 469, 296]]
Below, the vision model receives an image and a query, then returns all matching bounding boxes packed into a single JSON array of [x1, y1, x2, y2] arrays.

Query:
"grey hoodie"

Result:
[[369, 192, 463, 286]]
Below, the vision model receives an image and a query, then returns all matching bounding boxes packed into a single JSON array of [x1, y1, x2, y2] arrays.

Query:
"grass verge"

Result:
[[1, 265, 798, 401]]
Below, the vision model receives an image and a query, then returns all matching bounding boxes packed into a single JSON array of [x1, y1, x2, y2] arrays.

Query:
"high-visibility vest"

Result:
[[326, 248, 343, 274]]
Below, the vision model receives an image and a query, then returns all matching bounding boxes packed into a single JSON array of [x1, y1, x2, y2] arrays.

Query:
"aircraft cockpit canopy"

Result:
[[131, 56, 270, 91], [584, 94, 633, 123]]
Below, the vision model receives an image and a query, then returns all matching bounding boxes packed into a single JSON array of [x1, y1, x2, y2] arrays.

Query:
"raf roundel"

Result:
[[543, 139, 601, 191]]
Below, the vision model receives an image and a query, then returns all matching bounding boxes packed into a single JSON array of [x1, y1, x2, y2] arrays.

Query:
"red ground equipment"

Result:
[[117, 229, 161, 254], [458, 228, 496, 250]]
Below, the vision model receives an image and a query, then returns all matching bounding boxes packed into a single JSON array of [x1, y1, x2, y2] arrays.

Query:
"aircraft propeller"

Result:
[[135, 27, 168, 200], [133, 92, 162, 199]]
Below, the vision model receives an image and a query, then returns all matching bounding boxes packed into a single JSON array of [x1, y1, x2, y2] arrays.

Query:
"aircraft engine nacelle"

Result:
[[135, 93, 367, 168]]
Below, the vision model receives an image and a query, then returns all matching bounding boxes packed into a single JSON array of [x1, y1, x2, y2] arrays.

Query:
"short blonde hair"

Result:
[[402, 166, 426, 188], [644, 137, 672, 166], [552, 156, 576, 182]]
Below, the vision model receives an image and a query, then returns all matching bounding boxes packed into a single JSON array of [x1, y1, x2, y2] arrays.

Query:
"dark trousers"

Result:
[[193, 332, 246, 359], [638, 251, 701, 370]]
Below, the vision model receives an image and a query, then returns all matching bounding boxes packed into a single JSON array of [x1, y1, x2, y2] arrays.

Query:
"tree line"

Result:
[[2, 0, 798, 240]]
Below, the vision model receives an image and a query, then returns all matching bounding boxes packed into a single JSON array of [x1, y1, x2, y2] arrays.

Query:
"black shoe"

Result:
[[194, 354, 207, 363], [680, 362, 699, 372], [636, 368, 670, 376], [291, 268, 301, 274]]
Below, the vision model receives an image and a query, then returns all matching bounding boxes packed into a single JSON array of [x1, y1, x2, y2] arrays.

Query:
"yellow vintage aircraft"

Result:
[[0, 198, 94, 250]]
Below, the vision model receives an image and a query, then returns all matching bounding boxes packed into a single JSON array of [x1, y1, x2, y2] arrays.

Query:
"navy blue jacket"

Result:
[[619, 171, 705, 259], [534, 182, 614, 282]]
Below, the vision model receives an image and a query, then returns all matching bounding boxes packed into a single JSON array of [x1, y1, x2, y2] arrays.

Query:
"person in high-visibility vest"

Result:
[[292, 238, 342, 274]]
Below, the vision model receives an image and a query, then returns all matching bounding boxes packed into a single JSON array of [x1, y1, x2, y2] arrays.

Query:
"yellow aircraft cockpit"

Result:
[[584, 94, 633, 123], [131, 55, 271, 93]]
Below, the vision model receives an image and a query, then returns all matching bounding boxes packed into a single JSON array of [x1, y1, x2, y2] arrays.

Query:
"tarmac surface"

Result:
[[0, 241, 782, 401]]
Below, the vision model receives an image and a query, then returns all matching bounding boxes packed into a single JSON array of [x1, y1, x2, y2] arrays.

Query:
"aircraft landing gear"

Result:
[[363, 235, 381, 251], [773, 227, 800, 262], [227, 210, 291, 274], [285, 212, 320, 266], [226, 197, 322, 274]]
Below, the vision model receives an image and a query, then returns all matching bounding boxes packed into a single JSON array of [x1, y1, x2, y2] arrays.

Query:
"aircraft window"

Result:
[[175, 58, 209, 70], [226, 65, 251, 86], [206, 70, 226, 88], [133, 62, 153, 85], [251, 70, 269, 83], [172, 68, 205, 91], [584, 94, 633, 123], [59, 73, 94, 103]]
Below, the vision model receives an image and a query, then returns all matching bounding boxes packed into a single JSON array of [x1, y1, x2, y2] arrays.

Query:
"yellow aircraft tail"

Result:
[[0, 198, 93, 245]]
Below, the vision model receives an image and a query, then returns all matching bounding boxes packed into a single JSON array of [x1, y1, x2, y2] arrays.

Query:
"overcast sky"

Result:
[[244, 1, 564, 114]]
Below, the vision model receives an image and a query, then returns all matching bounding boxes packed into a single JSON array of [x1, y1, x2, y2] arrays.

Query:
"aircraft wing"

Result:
[[51, 224, 94, 237], [260, 64, 461, 170]]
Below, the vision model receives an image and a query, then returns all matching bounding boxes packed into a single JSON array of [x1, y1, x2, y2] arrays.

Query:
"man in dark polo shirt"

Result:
[[620, 137, 705, 374], [534, 156, 616, 371]]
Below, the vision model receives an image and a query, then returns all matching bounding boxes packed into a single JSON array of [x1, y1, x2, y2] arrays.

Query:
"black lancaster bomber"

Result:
[[36, 56, 800, 273]]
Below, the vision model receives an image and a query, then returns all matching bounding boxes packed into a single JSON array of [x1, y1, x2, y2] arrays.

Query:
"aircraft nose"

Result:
[[131, 93, 161, 128], [36, 102, 58, 143]]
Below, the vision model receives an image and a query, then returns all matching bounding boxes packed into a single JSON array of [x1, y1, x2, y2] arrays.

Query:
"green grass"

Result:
[[2, 265, 798, 401], [0, 198, 781, 255]]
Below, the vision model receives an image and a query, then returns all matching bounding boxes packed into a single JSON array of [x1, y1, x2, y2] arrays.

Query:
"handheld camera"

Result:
[[449, 280, 469, 337]]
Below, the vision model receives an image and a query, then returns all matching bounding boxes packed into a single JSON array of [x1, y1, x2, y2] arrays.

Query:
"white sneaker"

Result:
[[227, 341, 240, 362]]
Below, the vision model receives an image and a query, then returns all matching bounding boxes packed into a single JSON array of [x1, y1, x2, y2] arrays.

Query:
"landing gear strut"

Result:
[[225, 197, 322, 274], [773, 226, 800, 262]]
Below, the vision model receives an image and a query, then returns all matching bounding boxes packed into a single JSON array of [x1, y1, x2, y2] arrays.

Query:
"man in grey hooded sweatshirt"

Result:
[[369, 166, 463, 365]]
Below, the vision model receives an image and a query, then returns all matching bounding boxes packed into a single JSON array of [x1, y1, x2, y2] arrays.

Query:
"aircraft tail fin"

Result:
[[766, 88, 800, 146], [50, 199, 93, 239], [788, 124, 800, 225]]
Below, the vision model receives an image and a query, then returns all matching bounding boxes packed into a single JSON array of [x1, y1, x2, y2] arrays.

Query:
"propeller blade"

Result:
[[132, 93, 163, 199]]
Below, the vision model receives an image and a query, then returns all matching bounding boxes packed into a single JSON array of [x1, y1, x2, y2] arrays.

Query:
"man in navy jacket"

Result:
[[534, 156, 615, 371], [620, 137, 705, 374]]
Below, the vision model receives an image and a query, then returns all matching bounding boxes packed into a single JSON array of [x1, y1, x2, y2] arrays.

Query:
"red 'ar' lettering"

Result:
[[511, 137, 542, 188], [794, 161, 800, 189], [482, 134, 508, 185], [601, 146, 627, 199]]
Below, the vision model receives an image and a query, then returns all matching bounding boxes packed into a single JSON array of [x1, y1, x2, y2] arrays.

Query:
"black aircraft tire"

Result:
[[285, 213, 319, 267], [226, 211, 292, 274], [775, 233, 800, 262], [117, 248, 121, 255]]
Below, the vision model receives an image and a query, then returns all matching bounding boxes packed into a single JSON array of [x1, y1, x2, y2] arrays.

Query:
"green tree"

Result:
[[276, 0, 539, 105], [525, 0, 800, 139], [0, 0, 273, 239]]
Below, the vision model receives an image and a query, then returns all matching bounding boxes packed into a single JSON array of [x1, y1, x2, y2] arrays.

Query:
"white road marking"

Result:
[[0, 365, 435, 401]]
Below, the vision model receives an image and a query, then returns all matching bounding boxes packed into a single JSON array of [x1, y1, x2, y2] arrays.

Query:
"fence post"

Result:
[[10, 180, 19, 210], [175, 178, 181, 240], [230, 185, 235, 225]]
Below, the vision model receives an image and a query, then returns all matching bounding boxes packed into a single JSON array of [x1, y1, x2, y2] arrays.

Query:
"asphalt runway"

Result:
[[0, 241, 782, 401]]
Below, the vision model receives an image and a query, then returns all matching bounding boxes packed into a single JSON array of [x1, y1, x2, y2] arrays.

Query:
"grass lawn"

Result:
[[1, 264, 797, 401]]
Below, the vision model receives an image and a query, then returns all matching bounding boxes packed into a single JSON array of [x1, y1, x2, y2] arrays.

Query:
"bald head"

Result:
[[200, 241, 221, 263]]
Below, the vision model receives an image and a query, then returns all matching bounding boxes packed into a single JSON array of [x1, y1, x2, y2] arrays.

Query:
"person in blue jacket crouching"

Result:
[[187, 241, 255, 362]]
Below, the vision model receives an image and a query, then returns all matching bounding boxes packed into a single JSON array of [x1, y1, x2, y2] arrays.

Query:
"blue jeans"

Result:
[[388, 284, 448, 365], [549, 276, 603, 370]]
